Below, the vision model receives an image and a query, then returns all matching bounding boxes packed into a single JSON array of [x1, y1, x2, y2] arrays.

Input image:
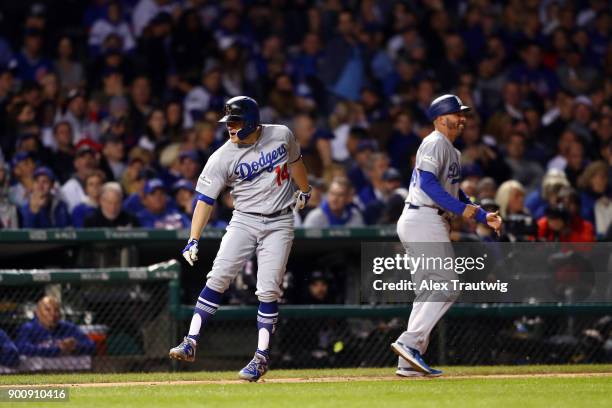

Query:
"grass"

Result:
[[1, 366, 611, 408], [1, 364, 611, 385]]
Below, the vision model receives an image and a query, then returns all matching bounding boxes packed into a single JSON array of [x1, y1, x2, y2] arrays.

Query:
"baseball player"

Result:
[[391, 95, 502, 377], [169, 96, 311, 382]]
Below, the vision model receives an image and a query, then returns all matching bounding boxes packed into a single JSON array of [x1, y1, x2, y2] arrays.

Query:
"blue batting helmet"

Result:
[[426, 94, 471, 121], [218, 96, 260, 140]]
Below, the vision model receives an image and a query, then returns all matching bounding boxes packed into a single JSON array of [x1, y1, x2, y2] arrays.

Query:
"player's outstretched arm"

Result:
[[182, 199, 214, 266]]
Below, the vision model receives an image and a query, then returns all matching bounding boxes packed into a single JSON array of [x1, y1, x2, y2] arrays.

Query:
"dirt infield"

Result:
[[4, 372, 611, 388]]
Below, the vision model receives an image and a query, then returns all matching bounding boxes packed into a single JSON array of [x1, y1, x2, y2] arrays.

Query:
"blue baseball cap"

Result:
[[356, 140, 378, 153], [172, 179, 193, 193], [144, 178, 166, 195], [179, 150, 199, 162], [11, 152, 34, 167], [427, 94, 471, 121], [382, 168, 402, 182], [33, 166, 56, 181]]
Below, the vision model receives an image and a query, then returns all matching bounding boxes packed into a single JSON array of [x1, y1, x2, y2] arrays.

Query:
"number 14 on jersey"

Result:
[[275, 163, 289, 186]]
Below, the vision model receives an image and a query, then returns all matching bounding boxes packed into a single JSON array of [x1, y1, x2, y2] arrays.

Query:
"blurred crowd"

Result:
[[0, 0, 610, 241]]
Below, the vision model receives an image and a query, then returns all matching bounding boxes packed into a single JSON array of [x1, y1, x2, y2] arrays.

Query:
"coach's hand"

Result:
[[182, 238, 199, 266], [486, 211, 502, 236], [462, 204, 479, 219]]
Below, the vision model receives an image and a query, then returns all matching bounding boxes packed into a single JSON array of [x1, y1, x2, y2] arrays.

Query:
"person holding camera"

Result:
[[537, 187, 595, 242], [495, 180, 537, 241]]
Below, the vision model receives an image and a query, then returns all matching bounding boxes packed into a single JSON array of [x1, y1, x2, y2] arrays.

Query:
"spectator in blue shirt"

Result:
[[19, 167, 70, 228], [303, 177, 364, 228], [0, 329, 19, 367], [357, 152, 390, 208], [15, 296, 95, 358], [136, 178, 189, 229], [508, 42, 559, 101], [387, 111, 420, 175], [15, 28, 53, 83]]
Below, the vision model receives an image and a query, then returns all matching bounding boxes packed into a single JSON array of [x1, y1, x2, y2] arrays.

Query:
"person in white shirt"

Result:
[[61, 144, 99, 212], [89, 1, 136, 54], [132, 0, 177, 38]]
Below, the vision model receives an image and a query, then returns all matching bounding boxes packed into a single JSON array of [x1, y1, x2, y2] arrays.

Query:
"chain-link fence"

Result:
[[1, 258, 611, 374], [171, 304, 612, 372], [0, 261, 179, 374]]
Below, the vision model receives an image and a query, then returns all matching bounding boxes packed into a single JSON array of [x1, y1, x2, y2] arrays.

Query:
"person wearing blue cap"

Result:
[[20, 166, 70, 228], [15, 28, 53, 83], [391, 94, 502, 378], [136, 178, 190, 228], [177, 150, 201, 186], [8, 152, 36, 207], [363, 167, 409, 225], [172, 178, 195, 219]]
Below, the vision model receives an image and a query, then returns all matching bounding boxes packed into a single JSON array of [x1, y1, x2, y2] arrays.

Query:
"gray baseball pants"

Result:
[[206, 210, 294, 302], [395, 205, 460, 361]]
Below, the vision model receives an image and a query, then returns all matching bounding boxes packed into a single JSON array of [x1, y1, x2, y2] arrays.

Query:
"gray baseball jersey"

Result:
[[406, 130, 461, 207], [196, 124, 301, 214], [396, 128, 461, 358]]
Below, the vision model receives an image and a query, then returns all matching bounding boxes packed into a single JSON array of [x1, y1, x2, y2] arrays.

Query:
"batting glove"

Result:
[[182, 239, 199, 266], [293, 186, 312, 211]]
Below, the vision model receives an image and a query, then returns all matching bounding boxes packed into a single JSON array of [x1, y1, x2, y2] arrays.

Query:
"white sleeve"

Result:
[[287, 127, 301, 163], [416, 140, 443, 177], [195, 153, 228, 200]]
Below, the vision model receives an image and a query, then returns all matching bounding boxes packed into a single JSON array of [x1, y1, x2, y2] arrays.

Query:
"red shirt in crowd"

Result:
[[537, 216, 595, 242]]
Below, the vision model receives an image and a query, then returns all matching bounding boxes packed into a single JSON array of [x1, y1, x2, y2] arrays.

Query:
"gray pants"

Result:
[[395, 205, 459, 357], [206, 210, 294, 302]]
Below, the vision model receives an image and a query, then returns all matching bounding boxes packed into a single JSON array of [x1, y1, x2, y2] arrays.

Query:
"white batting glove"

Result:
[[293, 186, 312, 213], [182, 239, 199, 266]]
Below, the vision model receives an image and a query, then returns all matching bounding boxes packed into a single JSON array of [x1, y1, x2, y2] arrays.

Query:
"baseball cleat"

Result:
[[391, 341, 439, 375], [169, 337, 196, 362], [396, 366, 443, 377], [238, 352, 268, 382]]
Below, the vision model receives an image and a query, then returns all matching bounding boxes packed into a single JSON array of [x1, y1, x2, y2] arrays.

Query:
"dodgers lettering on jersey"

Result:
[[234, 145, 288, 181], [407, 130, 461, 207], [196, 124, 301, 214]]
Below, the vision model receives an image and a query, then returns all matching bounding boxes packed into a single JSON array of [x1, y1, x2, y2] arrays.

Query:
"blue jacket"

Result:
[[136, 207, 190, 229], [72, 203, 97, 228], [19, 198, 71, 228], [122, 193, 144, 215], [0, 329, 19, 367], [15, 317, 95, 357], [320, 200, 357, 226], [525, 189, 548, 220]]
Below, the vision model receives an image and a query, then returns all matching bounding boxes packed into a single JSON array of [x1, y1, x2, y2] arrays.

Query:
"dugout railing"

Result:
[[0, 261, 180, 373]]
